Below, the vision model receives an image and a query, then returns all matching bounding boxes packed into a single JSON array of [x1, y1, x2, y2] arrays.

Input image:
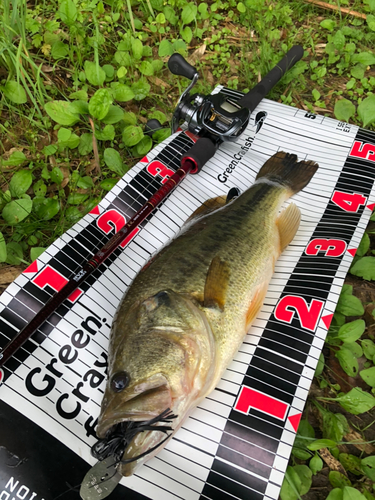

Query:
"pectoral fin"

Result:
[[277, 202, 301, 252], [204, 256, 230, 311]]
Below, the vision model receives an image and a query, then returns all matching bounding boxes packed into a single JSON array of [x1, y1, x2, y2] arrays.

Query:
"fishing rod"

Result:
[[0, 45, 304, 368]]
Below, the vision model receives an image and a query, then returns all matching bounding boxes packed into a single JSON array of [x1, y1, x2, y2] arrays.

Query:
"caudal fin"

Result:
[[256, 152, 318, 194]]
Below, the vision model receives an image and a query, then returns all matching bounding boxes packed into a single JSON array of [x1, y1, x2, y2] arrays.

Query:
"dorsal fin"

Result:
[[184, 195, 227, 225], [204, 256, 230, 310]]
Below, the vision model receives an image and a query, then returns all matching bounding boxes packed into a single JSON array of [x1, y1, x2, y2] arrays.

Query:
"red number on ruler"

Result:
[[97, 209, 125, 234], [331, 191, 367, 213], [305, 238, 347, 257], [350, 141, 375, 162], [234, 386, 288, 420], [147, 161, 175, 185], [33, 266, 82, 302], [274, 295, 324, 332]]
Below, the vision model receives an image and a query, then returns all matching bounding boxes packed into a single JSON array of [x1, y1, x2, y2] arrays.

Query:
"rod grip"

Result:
[[238, 45, 304, 112], [181, 138, 217, 174]]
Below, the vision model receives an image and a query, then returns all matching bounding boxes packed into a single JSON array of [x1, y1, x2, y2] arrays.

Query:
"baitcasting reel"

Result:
[[168, 53, 250, 142]]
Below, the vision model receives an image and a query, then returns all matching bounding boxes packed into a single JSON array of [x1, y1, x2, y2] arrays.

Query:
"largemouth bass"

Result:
[[95, 151, 318, 477]]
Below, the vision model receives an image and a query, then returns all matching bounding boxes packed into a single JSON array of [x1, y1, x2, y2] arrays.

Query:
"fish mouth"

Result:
[[92, 408, 177, 476], [97, 374, 172, 437]]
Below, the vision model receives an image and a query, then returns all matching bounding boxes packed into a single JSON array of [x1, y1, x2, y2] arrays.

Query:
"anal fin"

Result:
[[277, 202, 301, 252], [204, 256, 230, 311]]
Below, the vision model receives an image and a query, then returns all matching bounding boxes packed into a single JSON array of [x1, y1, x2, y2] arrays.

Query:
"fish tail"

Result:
[[256, 152, 318, 194]]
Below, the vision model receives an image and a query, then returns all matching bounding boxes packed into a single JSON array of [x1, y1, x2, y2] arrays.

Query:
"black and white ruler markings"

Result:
[[1, 94, 375, 500]]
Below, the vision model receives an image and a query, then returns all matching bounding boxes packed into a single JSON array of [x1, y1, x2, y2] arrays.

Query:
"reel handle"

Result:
[[237, 45, 304, 112], [168, 53, 197, 80]]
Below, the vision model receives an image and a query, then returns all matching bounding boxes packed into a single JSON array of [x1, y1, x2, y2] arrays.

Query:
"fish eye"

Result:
[[110, 371, 130, 392]]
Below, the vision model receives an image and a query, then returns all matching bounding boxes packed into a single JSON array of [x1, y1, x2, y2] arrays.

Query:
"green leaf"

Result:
[[150, 110, 167, 124], [9, 170, 32, 198], [181, 26, 193, 44], [111, 82, 135, 102], [114, 51, 132, 67], [336, 292, 364, 316], [158, 39, 173, 57], [135, 135, 152, 156], [360, 366, 375, 387], [181, 3, 197, 24], [362, 339, 375, 360], [329, 471, 352, 488], [320, 19, 336, 31], [123, 111, 137, 125], [95, 125, 115, 141], [2, 81, 27, 104], [103, 64, 115, 80], [343, 486, 368, 500], [69, 90, 88, 101], [237, 2, 246, 13], [351, 64, 365, 80], [358, 233, 370, 257], [336, 347, 359, 376], [368, 14, 375, 31], [100, 178, 117, 191], [77, 176, 94, 189], [323, 411, 349, 442], [69, 100, 89, 115], [358, 95, 375, 128], [345, 342, 363, 358], [350, 256, 375, 281], [67, 193, 88, 205], [139, 60, 154, 76], [33, 179, 47, 197], [337, 320, 365, 343], [33, 197, 60, 220], [293, 465, 312, 495], [326, 489, 344, 500], [131, 80, 151, 101], [352, 52, 375, 65], [1, 150, 26, 166], [51, 41, 69, 59], [50, 166, 64, 184], [314, 352, 325, 377], [45, 101, 80, 126], [102, 105, 124, 124], [122, 125, 144, 147], [336, 387, 375, 414], [333, 30, 345, 50], [89, 89, 112, 120], [280, 466, 301, 500], [78, 133, 93, 155], [0, 232, 7, 262], [292, 419, 315, 459], [58, 0, 77, 25], [30, 247, 46, 262], [103, 148, 126, 176], [309, 453, 323, 474], [334, 99, 355, 122], [307, 438, 337, 451], [339, 453, 363, 475], [84, 61, 106, 87], [6, 242, 23, 265], [65, 206, 82, 223], [361, 456, 375, 481], [131, 38, 143, 60], [2, 199, 32, 225]]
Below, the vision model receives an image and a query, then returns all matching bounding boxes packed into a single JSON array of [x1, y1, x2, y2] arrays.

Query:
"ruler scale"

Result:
[[1, 94, 375, 500]]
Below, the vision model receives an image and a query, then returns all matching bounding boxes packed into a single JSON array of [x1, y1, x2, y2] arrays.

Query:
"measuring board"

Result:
[[1, 89, 375, 500]]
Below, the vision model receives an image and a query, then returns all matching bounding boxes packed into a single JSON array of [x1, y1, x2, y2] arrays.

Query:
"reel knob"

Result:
[[168, 53, 197, 80]]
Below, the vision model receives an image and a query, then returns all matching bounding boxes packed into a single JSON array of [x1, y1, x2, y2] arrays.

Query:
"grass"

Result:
[[1, 0, 375, 498]]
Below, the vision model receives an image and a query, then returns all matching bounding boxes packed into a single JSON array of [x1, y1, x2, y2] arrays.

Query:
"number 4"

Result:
[[331, 190, 367, 213]]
